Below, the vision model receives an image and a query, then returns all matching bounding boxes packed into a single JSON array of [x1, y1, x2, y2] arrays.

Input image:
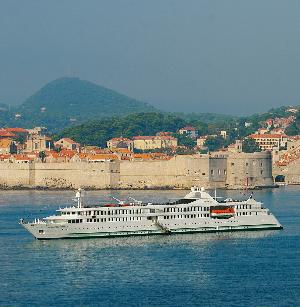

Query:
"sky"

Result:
[[0, 0, 300, 115]]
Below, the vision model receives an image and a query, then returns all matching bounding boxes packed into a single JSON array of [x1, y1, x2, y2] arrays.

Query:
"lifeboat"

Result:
[[103, 204, 117, 207], [211, 207, 234, 218]]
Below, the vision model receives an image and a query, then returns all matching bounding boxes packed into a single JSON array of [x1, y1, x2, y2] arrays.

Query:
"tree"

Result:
[[242, 139, 261, 153], [204, 136, 225, 152], [285, 122, 300, 136], [175, 133, 196, 148], [38, 151, 46, 162]]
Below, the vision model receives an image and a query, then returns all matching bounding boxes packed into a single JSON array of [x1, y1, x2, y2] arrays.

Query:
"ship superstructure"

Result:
[[20, 187, 282, 239]]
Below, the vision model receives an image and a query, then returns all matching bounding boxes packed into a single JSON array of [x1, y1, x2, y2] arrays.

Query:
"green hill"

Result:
[[13, 77, 156, 130], [55, 112, 188, 147]]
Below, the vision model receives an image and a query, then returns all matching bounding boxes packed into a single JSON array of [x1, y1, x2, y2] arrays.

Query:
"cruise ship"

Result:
[[20, 187, 283, 239]]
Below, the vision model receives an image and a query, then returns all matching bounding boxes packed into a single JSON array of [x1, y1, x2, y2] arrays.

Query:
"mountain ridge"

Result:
[[0, 77, 157, 130]]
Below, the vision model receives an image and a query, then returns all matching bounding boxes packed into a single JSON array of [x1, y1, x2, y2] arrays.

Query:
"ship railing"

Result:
[[19, 218, 46, 225]]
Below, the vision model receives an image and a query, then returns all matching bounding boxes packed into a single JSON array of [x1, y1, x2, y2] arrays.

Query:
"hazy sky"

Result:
[[1, 0, 300, 115]]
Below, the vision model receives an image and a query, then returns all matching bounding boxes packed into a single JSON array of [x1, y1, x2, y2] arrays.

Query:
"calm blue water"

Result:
[[0, 187, 299, 307]]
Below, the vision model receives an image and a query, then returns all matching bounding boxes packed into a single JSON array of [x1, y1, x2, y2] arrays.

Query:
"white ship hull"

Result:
[[22, 214, 282, 240]]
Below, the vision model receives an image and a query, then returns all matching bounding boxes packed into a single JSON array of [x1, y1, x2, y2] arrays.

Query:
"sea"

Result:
[[0, 186, 299, 307]]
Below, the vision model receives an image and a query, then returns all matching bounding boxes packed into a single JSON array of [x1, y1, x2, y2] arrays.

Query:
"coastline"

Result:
[[0, 184, 279, 191]]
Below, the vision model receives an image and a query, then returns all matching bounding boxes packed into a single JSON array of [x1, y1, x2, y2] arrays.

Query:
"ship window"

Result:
[[39, 230, 44, 234]]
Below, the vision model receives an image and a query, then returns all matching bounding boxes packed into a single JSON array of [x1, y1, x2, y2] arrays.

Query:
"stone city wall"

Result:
[[0, 152, 274, 189], [119, 155, 223, 189], [273, 161, 300, 185], [0, 161, 120, 189]]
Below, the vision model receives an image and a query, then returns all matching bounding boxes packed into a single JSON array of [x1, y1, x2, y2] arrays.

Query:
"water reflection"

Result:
[[28, 229, 278, 252]]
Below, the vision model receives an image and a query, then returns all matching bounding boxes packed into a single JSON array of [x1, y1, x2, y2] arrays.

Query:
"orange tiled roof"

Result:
[[55, 137, 79, 144], [59, 149, 77, 157], [88, 154, 118, 160], [179, 126, 196, 131], [249, 134, 287, 139], [132, 153, 152, 159], [111, 148, 132, 154], [4, 127, 28, 133], [109, 137, 132, 142], [0, 130, 16, 137], [0, 154, 11, 160], [13, 155, 34, 161]]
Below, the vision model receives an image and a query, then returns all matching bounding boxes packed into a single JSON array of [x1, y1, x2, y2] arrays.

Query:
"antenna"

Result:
[[112, 196, 124, 205]]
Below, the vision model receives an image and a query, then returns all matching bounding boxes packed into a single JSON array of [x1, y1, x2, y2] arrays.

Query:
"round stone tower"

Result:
[[226, 151, 274, 189]]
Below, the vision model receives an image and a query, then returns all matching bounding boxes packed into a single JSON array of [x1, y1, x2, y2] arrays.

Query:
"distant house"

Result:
[[12, 155, 34, 163], [0, 139, 17, 154], [27, 127, 47, 136], [87, 153, 118, 162], [197, 136, 209, 147], [0, 130, 16, 139], [2, 127, 28, 143], [111, 148, 132, 160], [0, 154, 11, 162], [81, 146, 103, 154], [156, 131, 172, 137], [287, 108, 298, 114], [248, 134, 288, 151], [178, 126, 198, 138], [227, 140, 243, 153], [132, 135, 178, 150], [265, 119, 273, 129], [54, 138, 80, 151], [220, 130, 227, 139], [107, 138, 133, 151], [25, 135, 53, 152], [3, 127, 28, 135], [257, 128, 269, 134]]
